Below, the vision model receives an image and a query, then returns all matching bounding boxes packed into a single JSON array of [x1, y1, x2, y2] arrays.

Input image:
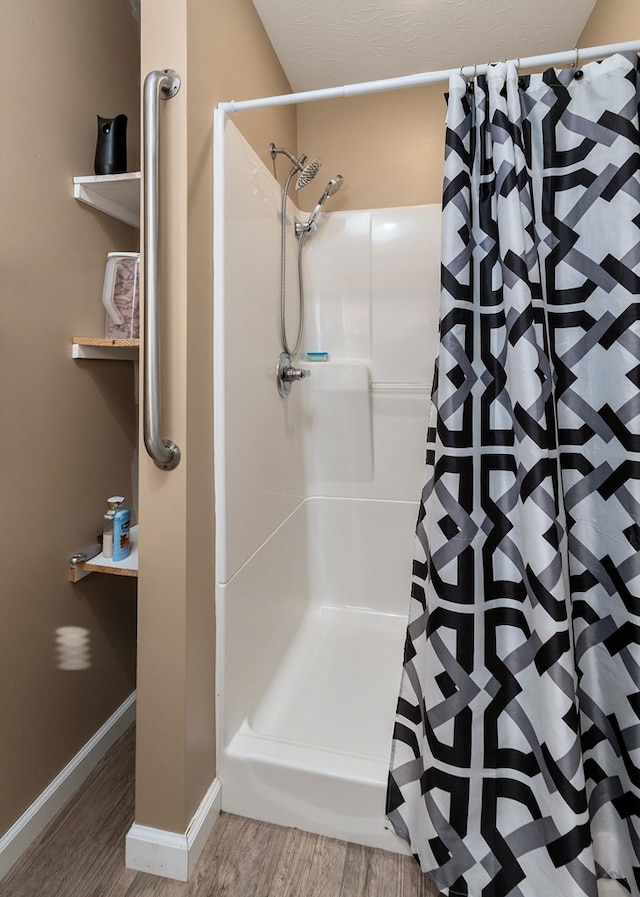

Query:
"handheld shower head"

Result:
[[296, 175, 344, 235], [322, 175, 344, 199], [269, 143, 321, 190]]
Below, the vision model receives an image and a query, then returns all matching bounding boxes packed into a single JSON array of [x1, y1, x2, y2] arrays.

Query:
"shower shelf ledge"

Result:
[[72, 337, 139, 360], [69, 525, 139, 583], [73, 172, 141, 228]]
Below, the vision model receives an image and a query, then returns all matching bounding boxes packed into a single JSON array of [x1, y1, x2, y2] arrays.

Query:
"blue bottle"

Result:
[[112, 504, 132, 561]]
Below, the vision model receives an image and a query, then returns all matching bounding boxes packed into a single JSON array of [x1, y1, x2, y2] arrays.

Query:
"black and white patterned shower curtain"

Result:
[[387, 53, 640, 897]]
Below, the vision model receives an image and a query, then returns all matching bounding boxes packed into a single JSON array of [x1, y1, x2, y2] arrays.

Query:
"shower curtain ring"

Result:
[[460, 63, 476, 87], [574, 47, 580, 68]]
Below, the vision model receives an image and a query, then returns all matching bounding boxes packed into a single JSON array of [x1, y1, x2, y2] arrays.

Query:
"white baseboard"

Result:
[[125, 778, 222, 882], [0, 691, 137, 881]]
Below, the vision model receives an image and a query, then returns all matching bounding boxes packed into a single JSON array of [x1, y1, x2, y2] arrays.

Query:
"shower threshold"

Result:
[[221, 603, 410, 853]]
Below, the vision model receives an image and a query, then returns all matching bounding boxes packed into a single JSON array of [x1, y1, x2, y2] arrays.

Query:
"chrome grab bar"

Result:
[[143, 69, 181, 471]]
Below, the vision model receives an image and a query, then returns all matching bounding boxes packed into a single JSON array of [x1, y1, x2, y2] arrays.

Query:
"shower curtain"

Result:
[[387, 53, 640, 897]]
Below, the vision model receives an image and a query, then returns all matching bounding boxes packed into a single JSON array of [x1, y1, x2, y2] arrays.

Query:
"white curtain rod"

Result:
[[218, 39, 640, 114]]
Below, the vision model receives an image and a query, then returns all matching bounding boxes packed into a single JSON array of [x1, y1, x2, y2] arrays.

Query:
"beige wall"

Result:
[[294, 0, 639, 213], [136, 0, 295, 833], [0, 0, 139, 836], [296, 83, 448, 211], [579, 0, 640, 43]]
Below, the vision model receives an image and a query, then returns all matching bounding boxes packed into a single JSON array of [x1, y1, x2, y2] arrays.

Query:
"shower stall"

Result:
[[213, 114, 441, 850]]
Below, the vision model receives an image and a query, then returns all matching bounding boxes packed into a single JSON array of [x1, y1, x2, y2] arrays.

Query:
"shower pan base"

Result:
[[220, 601, 410, 853]]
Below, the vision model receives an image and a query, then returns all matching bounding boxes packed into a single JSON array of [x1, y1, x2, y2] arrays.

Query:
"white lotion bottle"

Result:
[[102, 496, 124, 559]]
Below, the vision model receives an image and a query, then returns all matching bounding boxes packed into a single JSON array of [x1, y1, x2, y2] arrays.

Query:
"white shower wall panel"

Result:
[[300, 211, 373, 361], [306, 497, 417, 613], [218, 119, 442, 582], [299, 204, 440, 501], [300, 205, 441, 382], [218, 119, 306, 584], [217, 500, 311, 746], [370, 206, 441, 385]]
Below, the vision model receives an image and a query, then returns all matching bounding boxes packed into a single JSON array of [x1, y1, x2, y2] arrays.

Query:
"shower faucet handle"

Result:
[[283, 366, 310, 382], [276, 351, 310, 397]]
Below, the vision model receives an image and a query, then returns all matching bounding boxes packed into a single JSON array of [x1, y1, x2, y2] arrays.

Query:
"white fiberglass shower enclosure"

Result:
[[213, 112, 440, 850]]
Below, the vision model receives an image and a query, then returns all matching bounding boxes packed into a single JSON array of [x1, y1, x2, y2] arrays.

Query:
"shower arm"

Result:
[[269, 143, 307, 171], [269, 143, 307, 172]]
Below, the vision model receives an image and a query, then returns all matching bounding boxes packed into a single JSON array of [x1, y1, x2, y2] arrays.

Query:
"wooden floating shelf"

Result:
[[73, 172, 141, 228], [72, 337, 139, 360], [70, 525, 139, 583]]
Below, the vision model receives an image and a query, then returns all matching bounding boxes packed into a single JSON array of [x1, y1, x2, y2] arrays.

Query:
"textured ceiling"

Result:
[[251, 0, 597, 92]]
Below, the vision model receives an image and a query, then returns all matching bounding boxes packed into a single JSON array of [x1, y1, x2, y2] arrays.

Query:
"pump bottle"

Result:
[[102, 496, 124, 559]]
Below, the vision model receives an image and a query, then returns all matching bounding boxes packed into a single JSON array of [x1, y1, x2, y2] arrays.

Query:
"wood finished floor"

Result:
[[1, 726, 441, 897]]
